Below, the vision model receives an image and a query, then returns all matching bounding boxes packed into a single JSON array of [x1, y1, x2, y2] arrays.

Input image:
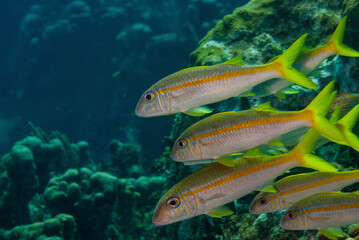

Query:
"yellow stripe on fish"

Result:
[[280, 191, 359, 240], [250, 170, 359, 214], [153, 129, 337, 226], [136, 34, 316, 117], [172, 81, 359, 165]]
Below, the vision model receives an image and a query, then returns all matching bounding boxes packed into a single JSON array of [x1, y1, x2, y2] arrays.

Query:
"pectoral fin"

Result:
[[319, 227, 345, 240], [200, 193, 226, 204], [184, 106, 213, 116], [206, 205, 234, 218]]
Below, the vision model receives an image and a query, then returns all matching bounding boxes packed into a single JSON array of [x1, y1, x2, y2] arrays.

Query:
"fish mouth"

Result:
[[135, 107, 147, 117], [248, 206, 258, 214], [152, 218, 168, 226]]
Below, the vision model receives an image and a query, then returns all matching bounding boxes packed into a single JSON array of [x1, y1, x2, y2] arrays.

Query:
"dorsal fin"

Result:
[[223, 56, 247, 65]]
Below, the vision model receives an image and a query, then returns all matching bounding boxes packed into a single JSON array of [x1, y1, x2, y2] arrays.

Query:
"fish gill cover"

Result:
[[0, 0, 359, 240]]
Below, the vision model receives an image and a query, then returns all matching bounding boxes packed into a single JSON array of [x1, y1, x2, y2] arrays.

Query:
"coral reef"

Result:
[[43, 167, 166, 239], [190, 0, 342, 66], [0, 214, 76, 240]]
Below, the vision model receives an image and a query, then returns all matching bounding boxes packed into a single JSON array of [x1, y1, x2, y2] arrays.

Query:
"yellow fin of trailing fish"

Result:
[[266, 139, 288, 152], [215, 153, 243, 167], [335, 104, 359, 151], [243, 148, 272, 158], [327, 16, 359, 57], [329, 105, 342, 123], [184, 106, 213, 116], [223, 56, 247, 65], [240, 91, 257, 97], [282, 87, 299, 95], [206, 205, 234, 218], [271, 34, 317, 89], [319, 227, 345, 240], [267, 139, 285, 147], [261, 148, 284, 155], [275, 87, 300, 99], [275, 92, 286, 99], [292, 128, 338, 172], [302, 81, 347, 145], [253, 102, 278, 112], [258, 182, 277, 193]]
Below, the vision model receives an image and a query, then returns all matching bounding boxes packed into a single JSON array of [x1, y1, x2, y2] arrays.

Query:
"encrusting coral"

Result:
[[0, 214, 76, 240]]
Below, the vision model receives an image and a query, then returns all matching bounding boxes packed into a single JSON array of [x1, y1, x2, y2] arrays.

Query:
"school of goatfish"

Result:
[[136, 17, 359, 240]]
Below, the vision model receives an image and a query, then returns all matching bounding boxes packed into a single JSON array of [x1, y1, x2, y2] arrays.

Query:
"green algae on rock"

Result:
[[190, 0, 342, 66]]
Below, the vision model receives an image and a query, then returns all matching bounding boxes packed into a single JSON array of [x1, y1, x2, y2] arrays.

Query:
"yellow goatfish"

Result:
[[153, 129, 337, 226], [280, 191, 359, 240], [136, 34, 316, 117], [243, 16, 359, 99], [172, 81, 359, 165], [250, 170, 359, 214]]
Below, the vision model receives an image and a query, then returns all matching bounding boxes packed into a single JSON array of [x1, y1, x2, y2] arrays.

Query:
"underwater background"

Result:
[[1, 0, 359, 239]]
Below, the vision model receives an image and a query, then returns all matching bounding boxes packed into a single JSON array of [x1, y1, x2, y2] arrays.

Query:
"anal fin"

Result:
[[319, 227, 345, 240]]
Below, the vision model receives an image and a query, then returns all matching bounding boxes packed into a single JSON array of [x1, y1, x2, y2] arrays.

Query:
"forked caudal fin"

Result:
[[302, 81, 348, 145], [327, 16, 359, 57], [335, 104, 359, 152], [271, 34, 317, 89], [291, 128, 337, 172]]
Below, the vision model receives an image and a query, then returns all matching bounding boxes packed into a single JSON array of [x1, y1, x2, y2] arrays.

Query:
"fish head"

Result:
[[172, 134, 202, 162], [249, 191, 281, 214], [135, 86, 170, 117], [280, 207, 309, 230], [152, 187, 197, 226]]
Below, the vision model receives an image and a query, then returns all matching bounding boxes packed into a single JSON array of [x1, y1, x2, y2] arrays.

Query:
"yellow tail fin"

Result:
[[336, 104, 359, 151], [303, 81, 347, 145], [327, 16, 359, 57], [272, 34, 317, 89], [293, 129, 337, 172]]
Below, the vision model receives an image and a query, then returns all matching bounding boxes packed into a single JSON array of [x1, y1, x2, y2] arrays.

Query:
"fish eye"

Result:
[[177, 138, 187, 148], [287, 211, 295, 219], [167, 196, 180, 208], [258, 197, 267, 205], [144, 92, 155, 102]]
